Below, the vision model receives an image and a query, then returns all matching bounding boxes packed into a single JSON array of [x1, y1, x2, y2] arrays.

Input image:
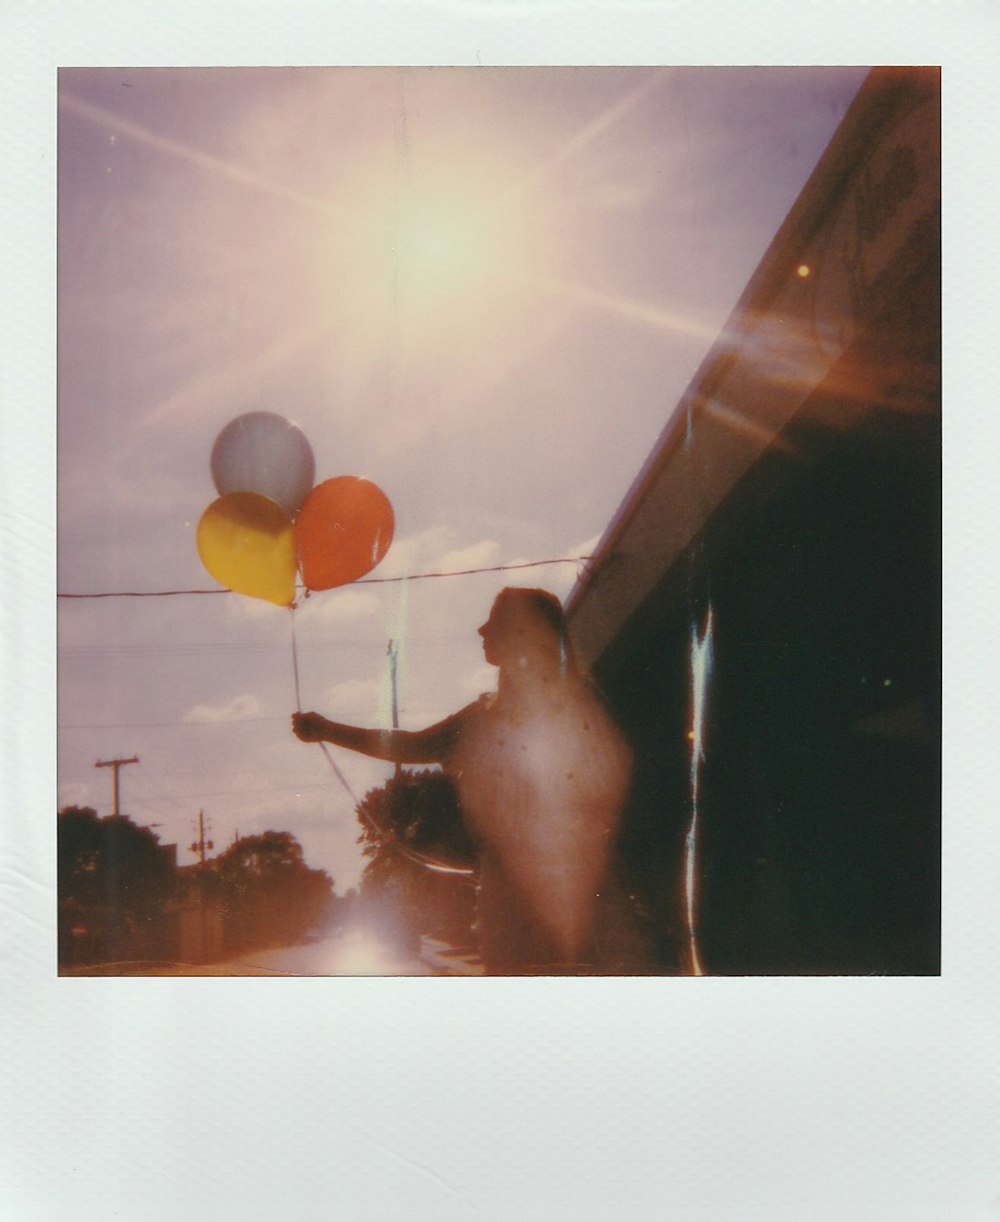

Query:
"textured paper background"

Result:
[[4, 3, 998, 1219]]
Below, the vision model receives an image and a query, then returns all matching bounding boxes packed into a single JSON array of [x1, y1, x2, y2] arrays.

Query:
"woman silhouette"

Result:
[[293, 587, 633, 972]]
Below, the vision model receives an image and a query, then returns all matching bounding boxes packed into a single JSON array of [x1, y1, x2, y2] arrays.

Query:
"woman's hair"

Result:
[[492, 587, 565, 634], [491, 588, 576, 673]]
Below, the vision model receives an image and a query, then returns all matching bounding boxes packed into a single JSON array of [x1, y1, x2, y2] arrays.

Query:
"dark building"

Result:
[[567, 67, 940, 975]]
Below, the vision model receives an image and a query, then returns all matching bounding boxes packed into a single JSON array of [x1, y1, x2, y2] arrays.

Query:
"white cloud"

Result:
[[322, 677, 385, 723], [295, 587, 383, 625], [437, 539, 499, 573], [536, 534, 603, 600], [184, 693, 262, 723], [489, 541, 597, 603], [226, 593, 292, 623], [375, 526, 457, 579], [569, 534, 602, 559]]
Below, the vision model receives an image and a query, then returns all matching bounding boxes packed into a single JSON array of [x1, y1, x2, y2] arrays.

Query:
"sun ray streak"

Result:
[[135, 311, 340, 435], [501, 262, 722, 345], [684, 603, 714, 977], [60, 93, 346, 218], [492, 68, 673, 211]]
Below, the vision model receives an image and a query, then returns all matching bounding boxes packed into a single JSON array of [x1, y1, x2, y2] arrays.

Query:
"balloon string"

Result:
[[288, 606, 474, 879], [289, 606, 303, 712], [317, 743, 360, 807], [289, 607, 359, 807]]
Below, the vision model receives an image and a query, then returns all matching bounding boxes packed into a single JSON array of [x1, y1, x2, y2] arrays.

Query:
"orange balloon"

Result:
[[196, 492, 297, 606], [295, 477, 394, 590]]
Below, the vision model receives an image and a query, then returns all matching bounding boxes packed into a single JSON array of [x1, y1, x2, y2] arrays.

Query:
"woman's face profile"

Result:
[[478, 593, 560, 670], [478, 602, 509, 667]]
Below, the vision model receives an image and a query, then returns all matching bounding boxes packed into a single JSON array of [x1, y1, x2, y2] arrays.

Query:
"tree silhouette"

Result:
[[213, 830, 336, 951], [357, 769, 476, 877], [58, 806, 177, 966], [356, 770, 477, 948]]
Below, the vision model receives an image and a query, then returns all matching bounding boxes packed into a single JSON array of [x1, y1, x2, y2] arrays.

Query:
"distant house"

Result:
[[566, 67, 940, 974]]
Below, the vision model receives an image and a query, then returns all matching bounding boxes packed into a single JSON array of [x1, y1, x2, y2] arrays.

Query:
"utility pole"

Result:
[[187, 809, 216, 965], [94, 756, 138, 819], [189, 809, 214, 866]]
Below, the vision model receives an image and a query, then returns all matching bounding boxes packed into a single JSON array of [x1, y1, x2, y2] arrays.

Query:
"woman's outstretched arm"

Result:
[[291, 705, 471, 765]]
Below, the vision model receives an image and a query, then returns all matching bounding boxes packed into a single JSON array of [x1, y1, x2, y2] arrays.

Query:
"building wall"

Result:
[[569, 68, 940, 974]]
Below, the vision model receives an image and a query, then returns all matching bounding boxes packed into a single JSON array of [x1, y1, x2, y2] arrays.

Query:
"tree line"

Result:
[[57, 806, 341, 971], [58, 768, 480, 972]]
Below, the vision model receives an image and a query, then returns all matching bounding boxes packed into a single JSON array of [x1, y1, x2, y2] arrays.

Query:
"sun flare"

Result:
[[320, 158, 548, 364]]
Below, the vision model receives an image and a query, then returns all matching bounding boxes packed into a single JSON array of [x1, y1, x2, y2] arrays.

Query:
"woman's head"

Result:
[[478, 588, 572, 673]]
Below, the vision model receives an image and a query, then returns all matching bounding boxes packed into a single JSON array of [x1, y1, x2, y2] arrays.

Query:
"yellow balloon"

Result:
[[197, 492, 297, 606]]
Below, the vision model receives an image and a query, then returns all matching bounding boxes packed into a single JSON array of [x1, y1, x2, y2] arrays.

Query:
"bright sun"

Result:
[[321, 157, 547, 363], [393, 197, 487, 303]]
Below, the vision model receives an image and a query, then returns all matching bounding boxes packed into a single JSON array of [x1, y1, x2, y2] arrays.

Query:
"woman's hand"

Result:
[[292, 711, 327, 742]]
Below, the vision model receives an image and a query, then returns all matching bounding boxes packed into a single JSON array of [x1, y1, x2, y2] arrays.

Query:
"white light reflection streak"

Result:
[[700, 396, 798, 456], [685, 603, 714, 977]]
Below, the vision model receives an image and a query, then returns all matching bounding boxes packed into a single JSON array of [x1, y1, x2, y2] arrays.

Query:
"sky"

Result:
[[3, 5, 995, 1215], [57, 66, 869, 890]]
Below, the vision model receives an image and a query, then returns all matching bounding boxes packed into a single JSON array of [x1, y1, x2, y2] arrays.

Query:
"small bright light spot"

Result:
[[883, 678, 892, 687], [797, 263, 811, 278]]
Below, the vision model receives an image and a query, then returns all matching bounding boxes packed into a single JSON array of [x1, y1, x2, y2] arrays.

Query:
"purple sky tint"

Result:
[[57, 66, 867, 889]]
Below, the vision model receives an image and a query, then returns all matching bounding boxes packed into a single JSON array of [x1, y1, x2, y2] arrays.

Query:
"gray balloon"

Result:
[[210, 411, 315, 516]]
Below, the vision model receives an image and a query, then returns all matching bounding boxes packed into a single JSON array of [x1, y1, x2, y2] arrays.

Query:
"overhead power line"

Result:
[[56, 555, 592, 600]]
